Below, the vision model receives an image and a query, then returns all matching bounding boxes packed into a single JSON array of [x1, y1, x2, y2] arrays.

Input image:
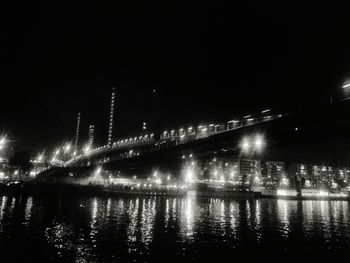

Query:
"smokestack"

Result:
[[108, 87, 116, 146], [74, 112, 81, 152]]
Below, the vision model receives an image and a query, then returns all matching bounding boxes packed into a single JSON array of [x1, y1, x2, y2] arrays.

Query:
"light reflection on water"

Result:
[[0, 195, 349, 262]]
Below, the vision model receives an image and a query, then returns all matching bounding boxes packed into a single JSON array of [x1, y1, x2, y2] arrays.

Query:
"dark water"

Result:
[[0, 195, 349, 262]]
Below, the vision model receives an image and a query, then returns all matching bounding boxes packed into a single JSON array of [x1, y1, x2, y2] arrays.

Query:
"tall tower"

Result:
[[74, 112, 81, 152], [88, 124, 95, 146], [108, 87, 116, 146]]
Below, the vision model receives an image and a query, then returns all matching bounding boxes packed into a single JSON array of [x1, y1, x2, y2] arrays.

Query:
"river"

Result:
[[0, 194, 349, 262]]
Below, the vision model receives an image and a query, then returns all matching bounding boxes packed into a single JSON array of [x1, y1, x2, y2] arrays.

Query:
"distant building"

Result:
[[261, 161, 286, 187], [239, 159, 261, 185]]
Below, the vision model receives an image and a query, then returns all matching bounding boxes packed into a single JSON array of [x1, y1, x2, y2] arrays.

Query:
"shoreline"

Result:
[[0, 181, 349, 201]]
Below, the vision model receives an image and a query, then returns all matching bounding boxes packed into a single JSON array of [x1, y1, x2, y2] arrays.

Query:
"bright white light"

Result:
[[319, 191, 329, 197], [65, 144, 71, 153], [241, 137, 250, 152], [185, 169, 194, 184], [343, 83, 350, 89], [261, 109, 270, 113], [94, 167, 102, 176], [0, 137, 6, 149], [254, 135, 265, 150], [37, 155, 43, 162], [228, 120, 239, 124], [254, 177, 261, 184], [84, 145, 91, 155], [277, 189, 289, 196], [155, 179, 161, 185], [280, 177, 289, 186]]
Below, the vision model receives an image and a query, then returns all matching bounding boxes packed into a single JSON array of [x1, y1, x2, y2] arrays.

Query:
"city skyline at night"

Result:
[[1, 2, 350, 262]]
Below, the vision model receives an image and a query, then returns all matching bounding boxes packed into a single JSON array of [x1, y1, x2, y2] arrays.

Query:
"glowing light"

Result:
[[228, 120, 239, 124], [94, 167, 102, 176], [37, 154, 43, 162], [280, 177, 289, 187], [184, 163, 196, 184], [84, 145, 91, 155], [64, 144, 71, 153], [254, 177, 261, 184], [343, 83, 350, 89], [261, 109, 270, 113], [277, 189, 289, 196], [0, 136, 6, 150], [254, 135, 265, 151], [319, 191, 329, 197], [241, 137, 250, 152]]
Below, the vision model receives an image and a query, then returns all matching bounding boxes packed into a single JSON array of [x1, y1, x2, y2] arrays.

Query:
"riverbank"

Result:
[[0, 180, 349, 200]]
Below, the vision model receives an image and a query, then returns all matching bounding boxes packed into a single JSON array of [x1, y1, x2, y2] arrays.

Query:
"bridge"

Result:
[[66, 109, 286, 167], [34, 103, 350, 196]]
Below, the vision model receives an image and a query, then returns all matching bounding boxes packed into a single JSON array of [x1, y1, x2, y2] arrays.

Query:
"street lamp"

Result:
[[64, 143, 71, 153], [84, 145, 91, 155], [240, 134, 265, 153]]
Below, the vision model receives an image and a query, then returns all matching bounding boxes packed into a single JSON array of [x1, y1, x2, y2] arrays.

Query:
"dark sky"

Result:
[[1, 1, 350, 154]]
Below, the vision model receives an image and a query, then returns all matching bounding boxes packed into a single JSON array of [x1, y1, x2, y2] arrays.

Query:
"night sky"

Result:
[[1, 2, 350, 154]]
